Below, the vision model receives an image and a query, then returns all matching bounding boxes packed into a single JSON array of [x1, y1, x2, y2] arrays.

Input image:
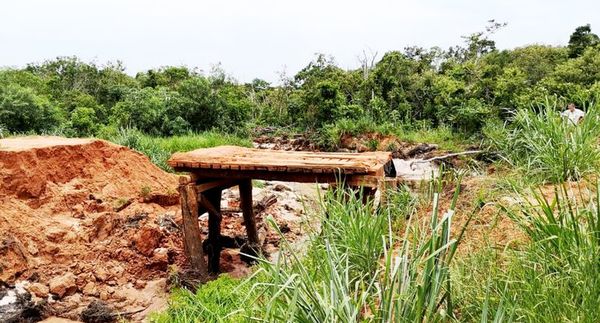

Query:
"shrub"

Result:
[[68, 106, 99, 136]]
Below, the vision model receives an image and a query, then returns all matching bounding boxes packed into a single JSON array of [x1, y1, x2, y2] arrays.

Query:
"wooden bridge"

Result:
[[168, 146, 396, 277]]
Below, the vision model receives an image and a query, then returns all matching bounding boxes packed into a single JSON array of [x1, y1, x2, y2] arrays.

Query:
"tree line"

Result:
[[1, 22, 599, 138]]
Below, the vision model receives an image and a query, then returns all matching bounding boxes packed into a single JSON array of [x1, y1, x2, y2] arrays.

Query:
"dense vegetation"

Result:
[[2, 23, 600, 148], [151, 105, 600, 322]]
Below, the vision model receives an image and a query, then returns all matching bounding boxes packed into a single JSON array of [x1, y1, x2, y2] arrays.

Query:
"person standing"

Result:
[[561, 103, 585, 124]]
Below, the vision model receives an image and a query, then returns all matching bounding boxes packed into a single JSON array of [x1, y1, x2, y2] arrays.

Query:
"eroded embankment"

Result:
[[0, 137, 312, 322]]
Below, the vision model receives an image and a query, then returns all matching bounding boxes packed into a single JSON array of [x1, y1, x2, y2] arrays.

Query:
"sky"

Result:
[[0, 0, 598, 83]]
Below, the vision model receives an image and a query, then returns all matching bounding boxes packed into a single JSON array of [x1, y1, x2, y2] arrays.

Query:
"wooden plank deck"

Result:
[[168, 145, 392, 176]]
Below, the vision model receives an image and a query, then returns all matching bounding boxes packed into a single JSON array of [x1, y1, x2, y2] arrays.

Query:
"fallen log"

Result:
[[412, 150, 484, 163]]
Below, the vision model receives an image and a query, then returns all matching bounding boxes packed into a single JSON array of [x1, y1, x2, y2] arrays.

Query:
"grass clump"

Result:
[[249, 174, 470, 322], [496, 181, 600, 321], [454, 180, 600, 322], [103, 128, 252, 171], [150, 275, 252, 323], [397, 123, 469, 152], [485, 103, 600, 184]]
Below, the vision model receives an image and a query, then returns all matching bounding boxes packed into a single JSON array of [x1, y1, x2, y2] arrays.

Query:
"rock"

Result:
[[90, 213, 115, 240], [142, 191, 179, 206], [81, 300, 114, 323], [94, 267, 109, 282], [134, 280, 146, 289], [49, 272, 77, 298], [64, 293, 82, 305], [151, 247, 169, 269], [99, 290, 110, 301], [76, 272, 95, 288], [0, 284, 45, 322], [356, 143, 369, 153], [273, 183, 292, 192], [112, 289, 127, 301], [72, 204, 85, 218], [111, 264, 125, 277], [26, 242, 39, 256], [117, 275, 129, 286], [45, 227, 68, 242], [63, 231, 78, 243], [134, 226, 163, 256], [278, 223, 291, 234], [27, 282, 49, 298], [82, 282, 98, 297]]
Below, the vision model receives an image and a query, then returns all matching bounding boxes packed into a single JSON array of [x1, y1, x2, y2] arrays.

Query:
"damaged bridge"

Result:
[[168, 145, 397, 277]]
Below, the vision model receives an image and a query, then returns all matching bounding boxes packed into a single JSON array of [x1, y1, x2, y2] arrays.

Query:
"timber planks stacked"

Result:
[[168, 146, 391, 175]]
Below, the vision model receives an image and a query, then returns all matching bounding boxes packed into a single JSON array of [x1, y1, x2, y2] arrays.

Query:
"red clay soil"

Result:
[[0, 137, 190, 320], [0, 136, 310, 321]]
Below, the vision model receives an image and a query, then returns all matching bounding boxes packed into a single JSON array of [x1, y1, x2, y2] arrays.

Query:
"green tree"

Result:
[[69, 106, 98, 136], [136, 66, 193, 89], [0, 84, 61, 133], [568, 24, 600, 58], [111, 87, 183, 135], [26, 57, 101, 100]]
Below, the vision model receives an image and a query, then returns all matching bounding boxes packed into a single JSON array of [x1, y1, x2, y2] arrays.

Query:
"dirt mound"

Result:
[[0, 137, 177, 204], [0, 137, 182, 320], [0, 137, 315, 321]]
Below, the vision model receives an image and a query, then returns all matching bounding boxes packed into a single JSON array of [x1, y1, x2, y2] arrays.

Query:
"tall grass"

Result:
[[485, 103, 600, 183], [250, 174, 470, 322], [153, 174, 473, 322], [456, 180, 600, 322], [496, 181, 600, 321], [103, 128, 252, 171], [397, 123, 468, 152]]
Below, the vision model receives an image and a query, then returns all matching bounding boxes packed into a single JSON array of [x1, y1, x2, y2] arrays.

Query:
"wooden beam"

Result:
[[239, 179, 260, 259], [172, 168, 383, 188], [178, 183, 208, 280], [199, 189, 223, 274], [195, 179, 239, 193]]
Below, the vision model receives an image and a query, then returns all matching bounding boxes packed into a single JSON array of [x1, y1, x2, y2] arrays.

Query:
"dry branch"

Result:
[[413, 150, 484, 163]]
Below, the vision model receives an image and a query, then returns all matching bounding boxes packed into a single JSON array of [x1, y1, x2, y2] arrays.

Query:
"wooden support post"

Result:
[[239, 179, 260, 259], [178, 183, 208, 280], [199, 188, 223, 274], [362, 187, 377, 205]]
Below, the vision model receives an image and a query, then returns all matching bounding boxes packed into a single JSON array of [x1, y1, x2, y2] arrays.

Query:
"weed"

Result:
[[113, 198, 130, 210], [367, 138, 379, 151], [150, 275, 252, 323], [140, 185, 152, 198], [252, 180, 265, 189]]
